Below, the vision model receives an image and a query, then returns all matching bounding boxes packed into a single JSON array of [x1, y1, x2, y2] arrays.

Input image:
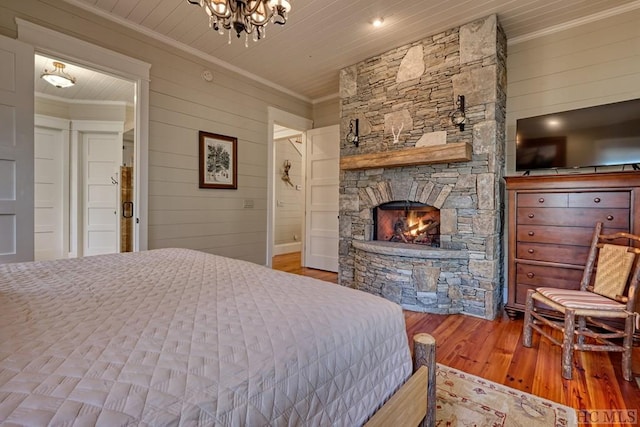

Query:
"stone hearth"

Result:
[[352, 241, 467, 313], [338, 15, 507, 319]]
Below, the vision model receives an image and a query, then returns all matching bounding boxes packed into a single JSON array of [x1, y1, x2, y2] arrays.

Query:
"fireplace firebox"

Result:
[[373, 201, 440, 247]]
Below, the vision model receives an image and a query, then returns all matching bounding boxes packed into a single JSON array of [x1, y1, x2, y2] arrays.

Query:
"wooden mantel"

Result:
[[340, 143, 472, 171]]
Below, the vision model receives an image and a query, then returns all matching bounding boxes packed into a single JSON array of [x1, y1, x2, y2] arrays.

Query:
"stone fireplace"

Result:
[[338, 15, 507, 319], [374, 201, 440, 247]]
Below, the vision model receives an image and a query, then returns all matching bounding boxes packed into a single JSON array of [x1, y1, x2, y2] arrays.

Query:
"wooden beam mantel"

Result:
[[340, 143, 472, 171]]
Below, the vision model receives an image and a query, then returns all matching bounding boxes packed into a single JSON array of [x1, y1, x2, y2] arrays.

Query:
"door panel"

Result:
[[0, 35, 34, 263], [304, 125, 339, 272], [83, 132, 122, 256], [34, 122, 67, 260]]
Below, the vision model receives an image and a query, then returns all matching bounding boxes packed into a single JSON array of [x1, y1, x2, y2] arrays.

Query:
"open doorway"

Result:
[[33, 54, 135, 260], [273, 125, 305, 256], [16, 19, 150, 260], [266, 107, 313, 267]]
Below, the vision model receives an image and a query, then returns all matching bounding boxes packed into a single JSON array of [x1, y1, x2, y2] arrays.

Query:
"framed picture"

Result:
[[199, 131, 237, 189]]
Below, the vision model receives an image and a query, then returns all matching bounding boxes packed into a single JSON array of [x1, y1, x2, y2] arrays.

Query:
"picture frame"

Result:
[[199, 131, 237, 189]]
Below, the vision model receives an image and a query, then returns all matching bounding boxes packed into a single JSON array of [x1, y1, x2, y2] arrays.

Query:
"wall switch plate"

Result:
[[295, 184, 302, 190], [243, 199, 254, 209], [277, 200, 284, 207]]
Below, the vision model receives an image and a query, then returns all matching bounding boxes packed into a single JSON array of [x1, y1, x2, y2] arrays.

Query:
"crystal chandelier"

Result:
[[187, 0, 291, 46]]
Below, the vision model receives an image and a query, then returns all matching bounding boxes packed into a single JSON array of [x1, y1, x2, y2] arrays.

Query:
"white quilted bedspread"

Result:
[[0, 249, 411, 426]]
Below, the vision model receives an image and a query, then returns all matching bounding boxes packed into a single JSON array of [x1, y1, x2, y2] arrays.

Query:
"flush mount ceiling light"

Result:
[[41, 61, 76, 88], [187, 0, 291, 47], [372, 18, 384, 27]]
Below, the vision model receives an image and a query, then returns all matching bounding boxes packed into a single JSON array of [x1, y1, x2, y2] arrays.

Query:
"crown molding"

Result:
[[508, 0, 640, 45], [60, 0, 311, 103], [312, 92, 339, 105], [35, 92, 132, 107]]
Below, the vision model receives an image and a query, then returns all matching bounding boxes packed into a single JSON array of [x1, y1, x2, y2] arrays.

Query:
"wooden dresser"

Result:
[[505, 172, 640, 318]]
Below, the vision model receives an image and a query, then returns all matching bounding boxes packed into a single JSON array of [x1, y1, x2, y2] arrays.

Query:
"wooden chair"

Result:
[[523, 222, 640, 381]]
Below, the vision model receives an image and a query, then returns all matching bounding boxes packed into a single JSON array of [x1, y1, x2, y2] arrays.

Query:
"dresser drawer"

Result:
[[516, 224, 628, 245], [516, 242, 590, 265], [516, 207, 629, 228], [517, 193, 568, 208], [516, 263, 583, 289], [569, 191, 630, 208]]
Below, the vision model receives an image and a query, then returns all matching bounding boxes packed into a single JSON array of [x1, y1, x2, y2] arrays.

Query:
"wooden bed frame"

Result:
[[365, 333, 436, 427]]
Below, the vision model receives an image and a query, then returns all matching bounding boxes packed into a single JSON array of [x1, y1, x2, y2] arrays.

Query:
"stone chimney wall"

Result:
[[338, 15, 507, 319]]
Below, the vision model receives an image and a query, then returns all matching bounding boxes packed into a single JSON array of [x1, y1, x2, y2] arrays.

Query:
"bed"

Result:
[[0, 248, 431, 426]]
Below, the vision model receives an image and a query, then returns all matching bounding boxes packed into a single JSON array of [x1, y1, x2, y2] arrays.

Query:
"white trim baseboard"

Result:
[[273, 243, 302, 256]]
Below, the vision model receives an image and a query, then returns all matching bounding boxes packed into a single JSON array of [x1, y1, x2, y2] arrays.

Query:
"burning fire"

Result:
[[377, 208, 440, 246]]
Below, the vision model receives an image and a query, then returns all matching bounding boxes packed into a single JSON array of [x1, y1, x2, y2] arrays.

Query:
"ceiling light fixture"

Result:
[[187, 0, 291, 47], [372, 18, 384, 27], [41, 61, 76, 88]]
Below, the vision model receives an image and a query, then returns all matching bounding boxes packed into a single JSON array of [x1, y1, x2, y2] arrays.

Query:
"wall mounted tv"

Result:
[[515, 98, 640, 172]]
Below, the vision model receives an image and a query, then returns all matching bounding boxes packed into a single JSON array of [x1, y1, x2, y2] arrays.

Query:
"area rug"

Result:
[[436, 364, 577, 426]]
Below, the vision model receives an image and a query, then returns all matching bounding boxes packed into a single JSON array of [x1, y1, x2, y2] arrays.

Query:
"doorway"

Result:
[[266, 107, 312, 267], [34, 54, 135, 260], [266, 108, 339, 272], [17, 19, 151, 259], [273, 125, 305, 256]]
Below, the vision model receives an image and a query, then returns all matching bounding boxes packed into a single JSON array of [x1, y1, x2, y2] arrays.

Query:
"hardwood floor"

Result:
[[272, 252, 640, 424], [271, 252, 338, 283]]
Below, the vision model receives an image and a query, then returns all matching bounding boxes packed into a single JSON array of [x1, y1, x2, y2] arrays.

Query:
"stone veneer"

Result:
[[338, 15, 507, 319]]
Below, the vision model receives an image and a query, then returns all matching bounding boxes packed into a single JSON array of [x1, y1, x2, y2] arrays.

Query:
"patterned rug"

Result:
[[436, 364, 577, 426]]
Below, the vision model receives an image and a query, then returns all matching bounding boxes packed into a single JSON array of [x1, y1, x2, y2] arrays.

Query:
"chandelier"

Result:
[[187, 0, 291, 46]]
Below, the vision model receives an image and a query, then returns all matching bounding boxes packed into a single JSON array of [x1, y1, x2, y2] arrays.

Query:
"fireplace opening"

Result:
[[373, 201, 440, 247]]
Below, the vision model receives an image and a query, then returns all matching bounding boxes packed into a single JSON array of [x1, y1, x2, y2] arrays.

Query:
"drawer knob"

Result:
[[594, 197, 601, 203], [527, 272, 535, 279], [528, 248, 534, 254], [528, 213, 534, 218], [607, 215, 614, 221], [538, 198, 545, 203], [528, 231, 535, 236]]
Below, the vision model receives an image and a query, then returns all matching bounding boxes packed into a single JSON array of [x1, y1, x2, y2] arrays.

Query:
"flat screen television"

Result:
[[515, 98, 640, 172]]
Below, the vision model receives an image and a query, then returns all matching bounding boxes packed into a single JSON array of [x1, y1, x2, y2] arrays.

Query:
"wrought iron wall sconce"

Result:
[[450, 95, 467, 131], [346, 118, 359, 147]]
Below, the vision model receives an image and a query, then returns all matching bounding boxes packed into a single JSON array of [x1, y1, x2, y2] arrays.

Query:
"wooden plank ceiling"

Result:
[[62, 0, 639, 102]]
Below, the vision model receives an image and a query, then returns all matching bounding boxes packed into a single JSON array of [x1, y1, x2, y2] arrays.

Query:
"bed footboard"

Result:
[[365, 333, 436, 427]]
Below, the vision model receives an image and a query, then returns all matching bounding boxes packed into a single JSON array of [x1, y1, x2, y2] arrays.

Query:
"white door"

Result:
[[304, 125, 340, 272], [34, 117, 68, 260], [82, 131, 122, 256], [0, 35, 34, 264]]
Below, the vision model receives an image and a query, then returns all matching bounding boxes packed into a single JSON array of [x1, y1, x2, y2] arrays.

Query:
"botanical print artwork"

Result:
[[199, 131, 237, 189], [206, 141, 232, 184]]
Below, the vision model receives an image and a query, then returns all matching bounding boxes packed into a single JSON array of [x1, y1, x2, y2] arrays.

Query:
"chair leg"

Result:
[[622, 316, 634, 382], [562, 309, 576, 380], [523, 289, 535, 348], [577, 316, 586, 347]]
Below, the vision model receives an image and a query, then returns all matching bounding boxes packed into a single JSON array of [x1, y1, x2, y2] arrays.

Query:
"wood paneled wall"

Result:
[[505, 8, 640, 174], [0, 0, 312, 265], [312, 98, 340, 128]]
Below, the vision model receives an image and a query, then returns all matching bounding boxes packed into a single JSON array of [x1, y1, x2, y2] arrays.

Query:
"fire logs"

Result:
[[390, 217, 440, 246]]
